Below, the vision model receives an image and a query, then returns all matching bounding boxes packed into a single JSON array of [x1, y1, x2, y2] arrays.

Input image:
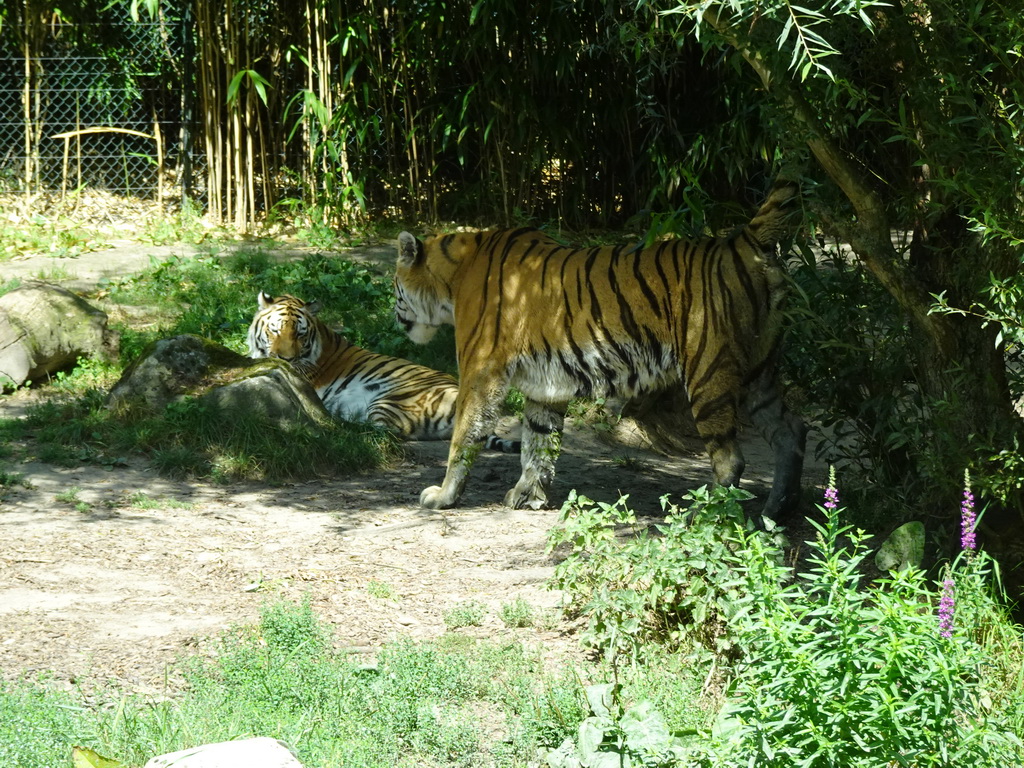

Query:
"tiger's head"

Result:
[[247, 292, 323, 369], [394, 231, 462, 344]]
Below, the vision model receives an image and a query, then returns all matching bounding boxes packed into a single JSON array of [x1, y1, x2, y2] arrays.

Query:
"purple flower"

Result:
[[824, 466, 839, 511], [960, 470, 976, 552], [938, 577, 955, 638]]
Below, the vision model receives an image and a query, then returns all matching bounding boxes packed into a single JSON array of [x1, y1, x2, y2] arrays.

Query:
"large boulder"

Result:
[[0, 280, 118, 390], [106, 334, 332, 430]]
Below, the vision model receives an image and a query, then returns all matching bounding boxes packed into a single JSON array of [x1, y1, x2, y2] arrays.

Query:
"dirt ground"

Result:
[[0, 241, 828, 694]]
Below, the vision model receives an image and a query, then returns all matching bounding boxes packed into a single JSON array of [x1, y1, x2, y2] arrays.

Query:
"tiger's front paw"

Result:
[[503, 483, 549, 511], [419, 485, 453, 509]]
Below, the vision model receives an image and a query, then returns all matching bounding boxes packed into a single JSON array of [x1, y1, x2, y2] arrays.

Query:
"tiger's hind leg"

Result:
[[687, 370, 746, 496], [504, 400, 566, 510], [746, 366, 807, 522]]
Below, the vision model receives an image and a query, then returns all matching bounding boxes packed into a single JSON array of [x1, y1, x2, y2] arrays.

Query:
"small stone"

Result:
[[144, 737, 303, 768]]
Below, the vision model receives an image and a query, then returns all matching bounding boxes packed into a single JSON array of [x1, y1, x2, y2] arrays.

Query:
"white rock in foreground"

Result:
[[144, 737, 303, 768]]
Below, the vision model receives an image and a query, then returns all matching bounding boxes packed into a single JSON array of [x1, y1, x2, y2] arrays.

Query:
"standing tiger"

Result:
[[246, 292, 518, 451], [393, 181, 807, 521]]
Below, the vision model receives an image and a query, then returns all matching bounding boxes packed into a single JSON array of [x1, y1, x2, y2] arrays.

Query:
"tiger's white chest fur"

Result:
[[316, 375, 383, 423]]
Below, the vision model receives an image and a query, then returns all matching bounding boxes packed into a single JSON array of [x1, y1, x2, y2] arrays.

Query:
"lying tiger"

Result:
[[246, 292, 518, 452], [393, 181, 807, 521]]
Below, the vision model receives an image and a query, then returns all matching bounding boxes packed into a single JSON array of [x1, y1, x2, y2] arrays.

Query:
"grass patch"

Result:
[[127, 491, 194, 511], [0, 217, 106, 262], [0, 599, 633, 768], [106, 249, 416, 363], [367, 580, 398, 601], [0, 388, 400, 483]]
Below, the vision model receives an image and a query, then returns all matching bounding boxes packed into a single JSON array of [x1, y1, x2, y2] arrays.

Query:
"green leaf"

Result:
[[584, 683, 615, 718], [226, 70, 246, 104], [578, 718, 608, 758], [226, 70, 271, 106], [72, 746, 125, 768], [620, 701, 674, 754], [543, 738, 583, 768]]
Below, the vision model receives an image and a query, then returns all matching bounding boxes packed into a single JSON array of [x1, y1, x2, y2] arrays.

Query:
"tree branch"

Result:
[[701, 9, 950, 342]]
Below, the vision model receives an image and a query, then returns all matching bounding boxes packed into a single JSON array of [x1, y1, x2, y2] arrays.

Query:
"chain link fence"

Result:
[[0, 14, 195, 206]]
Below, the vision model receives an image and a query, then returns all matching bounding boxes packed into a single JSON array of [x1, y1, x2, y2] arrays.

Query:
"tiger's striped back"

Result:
[[393, 180, 806, 520], [247, 292, 518, 450]]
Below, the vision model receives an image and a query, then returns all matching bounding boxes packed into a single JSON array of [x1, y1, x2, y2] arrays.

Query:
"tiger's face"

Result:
[[247, 292, 322, 365], [394, 231, 460, 344]]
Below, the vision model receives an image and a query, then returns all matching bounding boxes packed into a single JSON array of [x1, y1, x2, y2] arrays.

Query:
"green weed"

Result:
[[444, 601, 487, 629], [367, 580, 398, 601], [611, 455, 647, 471], [31, 264, 76, 282], [499, 598, 534, 628], [549, 485, 764, 662], [54, 486, 82, 504], [548, 478, 1024, 767], [0, 681, 89, 768], [127, 492, 194, 511], [0, 468, 26, 489], [709, 475, 1024, 766], [0, 218, 104, 262]]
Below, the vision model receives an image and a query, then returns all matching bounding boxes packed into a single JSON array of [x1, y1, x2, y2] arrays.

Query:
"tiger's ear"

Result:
[[258, 291, 274, 309], [397, 231, 422, 268], [306, 300, 321, 316]]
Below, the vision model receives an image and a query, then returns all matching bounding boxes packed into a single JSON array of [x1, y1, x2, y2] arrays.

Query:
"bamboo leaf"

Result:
[[248, 71, 271, 106], [226, 70, 271, 107], [226, 70, 246, 105], [129, 0, 160, 22]]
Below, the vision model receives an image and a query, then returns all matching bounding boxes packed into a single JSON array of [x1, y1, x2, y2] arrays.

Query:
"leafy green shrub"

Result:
[[443, 601, 488, 629], [540, 683, 688, 768], [520, 674, 590, 750], [190, 596, 348, 716], [548, 486, 768, 662], [500, 598, 534, 628], [711, 475, 1024, 767]]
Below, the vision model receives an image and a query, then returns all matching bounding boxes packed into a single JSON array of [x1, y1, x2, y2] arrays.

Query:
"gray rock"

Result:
[[0, 280, 118, 390], [875, 520, 926, 572], [107, 334, 332, 430]]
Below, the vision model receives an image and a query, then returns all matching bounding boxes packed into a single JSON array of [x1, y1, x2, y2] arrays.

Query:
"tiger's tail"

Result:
[[743, 179, 800, 248]]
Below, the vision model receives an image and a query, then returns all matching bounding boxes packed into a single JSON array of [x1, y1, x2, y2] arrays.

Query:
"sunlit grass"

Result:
[[0, 599, 609, 768]]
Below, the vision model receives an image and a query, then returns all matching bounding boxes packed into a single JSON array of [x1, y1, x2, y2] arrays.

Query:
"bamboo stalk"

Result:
[[304, 0, 314, 200], [22, 0, 32, 196], [153, 107, 163, 209]]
